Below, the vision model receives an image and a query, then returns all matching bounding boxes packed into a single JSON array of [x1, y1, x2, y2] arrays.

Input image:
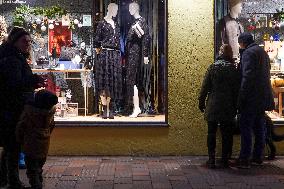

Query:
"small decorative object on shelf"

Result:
[[263, 33, 270, 41], [273, 33, 280, 41], [65, 89, 72, 103]]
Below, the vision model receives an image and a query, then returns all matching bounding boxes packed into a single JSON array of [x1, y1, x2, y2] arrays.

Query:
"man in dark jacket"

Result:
[[237, 32, 274, 168], [0, 27, 44, 189]]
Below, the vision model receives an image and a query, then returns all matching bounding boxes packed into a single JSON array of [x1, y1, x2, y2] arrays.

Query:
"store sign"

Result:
[[82, 15, 91, 27], [0, 0, 26, 4]]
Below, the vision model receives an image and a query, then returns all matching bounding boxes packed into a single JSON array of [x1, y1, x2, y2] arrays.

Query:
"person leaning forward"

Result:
[[0, 26, 45, 189], [236, 32, 274, 169]]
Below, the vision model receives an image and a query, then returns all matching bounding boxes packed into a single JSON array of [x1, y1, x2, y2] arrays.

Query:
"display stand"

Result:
[[32, 69, 91, 116]]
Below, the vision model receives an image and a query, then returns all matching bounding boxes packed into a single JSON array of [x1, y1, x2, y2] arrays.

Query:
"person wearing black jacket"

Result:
[[199, 44, 240, 168], [0, 27, 45, 189], [237, 32, 274, 168]]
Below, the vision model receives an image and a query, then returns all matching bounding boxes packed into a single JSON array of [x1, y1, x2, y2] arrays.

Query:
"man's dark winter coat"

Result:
[[238, 43, 275, 113]]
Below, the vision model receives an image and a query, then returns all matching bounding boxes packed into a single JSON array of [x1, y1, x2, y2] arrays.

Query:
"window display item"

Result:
[[217, 0, 244, 59], [273, 33, 280, 41], [83, 15, 92, 26], [65, 103, 78, 117], [94, 3, 122, 119], [125, 2, 151, 117]]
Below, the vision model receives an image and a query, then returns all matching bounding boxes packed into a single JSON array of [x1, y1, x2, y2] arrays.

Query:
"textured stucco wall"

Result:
[[48, 0, 216, 156]]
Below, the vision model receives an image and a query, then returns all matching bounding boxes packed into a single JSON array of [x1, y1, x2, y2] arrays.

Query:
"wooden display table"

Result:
[[274, 87, 284, 117]]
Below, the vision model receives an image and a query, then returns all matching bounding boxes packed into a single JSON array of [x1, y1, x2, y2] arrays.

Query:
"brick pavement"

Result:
[[17, 156, 284, 189]]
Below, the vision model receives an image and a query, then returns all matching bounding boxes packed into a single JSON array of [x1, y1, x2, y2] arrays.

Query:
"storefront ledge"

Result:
[[55, 121, 169, 127], [272, 120, 284, 127]]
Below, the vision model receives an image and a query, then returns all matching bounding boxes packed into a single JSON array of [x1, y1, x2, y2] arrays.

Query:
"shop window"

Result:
[[0, 0, 168, 126], [215, 0, 284, 122]]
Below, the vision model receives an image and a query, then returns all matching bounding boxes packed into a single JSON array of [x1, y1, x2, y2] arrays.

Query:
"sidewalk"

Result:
[[19, 156, 284, 189]]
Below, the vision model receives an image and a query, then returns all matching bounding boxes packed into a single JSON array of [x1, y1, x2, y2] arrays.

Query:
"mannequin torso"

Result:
[[104, 16, 115, 31]]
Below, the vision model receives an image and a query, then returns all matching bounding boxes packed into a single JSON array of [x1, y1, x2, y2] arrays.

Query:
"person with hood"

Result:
[[199, 44, 240, 168], [0, 26, 45, 189], [16, 89, 58, 189], [237, 32, 274, 168]]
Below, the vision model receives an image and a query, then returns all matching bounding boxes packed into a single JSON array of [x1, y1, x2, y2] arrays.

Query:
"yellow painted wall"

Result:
[[49, 0, 216, 155]]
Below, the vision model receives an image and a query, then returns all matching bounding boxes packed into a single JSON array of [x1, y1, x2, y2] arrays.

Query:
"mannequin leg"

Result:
[[106, 97, 114, 119], [130, 85, 141, 118], [100, 95, 107, 119]]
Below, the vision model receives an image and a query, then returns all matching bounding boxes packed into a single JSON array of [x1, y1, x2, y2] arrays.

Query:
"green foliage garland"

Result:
[[13, 5, 67, 27]]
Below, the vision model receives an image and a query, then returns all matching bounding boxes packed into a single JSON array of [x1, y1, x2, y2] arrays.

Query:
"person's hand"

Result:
[[144, 57, 149, 64], [199, 103, 205, 113]]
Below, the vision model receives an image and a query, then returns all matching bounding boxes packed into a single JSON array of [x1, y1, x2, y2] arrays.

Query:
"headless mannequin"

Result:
[[99, 3, 118, 119], [129, 2, 148, 118], [229, 2, 242, 19], [220, 1, 243, 60]]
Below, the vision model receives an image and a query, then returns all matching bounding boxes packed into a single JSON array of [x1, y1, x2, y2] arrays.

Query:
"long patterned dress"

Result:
[[94, 19, 122, 100], [125, 16, 151, 105]]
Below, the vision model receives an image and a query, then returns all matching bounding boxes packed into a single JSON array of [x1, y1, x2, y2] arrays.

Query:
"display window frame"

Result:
[[0, 0, 169, 127]]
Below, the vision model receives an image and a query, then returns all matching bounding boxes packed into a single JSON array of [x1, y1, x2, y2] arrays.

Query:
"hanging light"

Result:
[[41, 25, 46, 32], [49, 23, 54, 29], [73, 19, 79, 25], [36, 18, 41, 24]]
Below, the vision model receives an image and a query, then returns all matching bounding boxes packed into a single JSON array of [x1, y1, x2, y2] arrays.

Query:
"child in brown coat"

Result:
[[16, 90, 58, 189]]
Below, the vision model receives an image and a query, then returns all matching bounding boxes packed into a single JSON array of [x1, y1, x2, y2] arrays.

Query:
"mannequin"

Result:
[[218, 0, 244, 60], [125, 2, 151, 118], [94, 3, 122, 119]]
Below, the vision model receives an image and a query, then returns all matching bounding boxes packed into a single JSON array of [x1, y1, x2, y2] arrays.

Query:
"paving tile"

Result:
[[133, 181, 153, 189], [99, 163, 116, 176], [114, 177, 132, 184], [55, 180, 76, 189], [75, 182, 94, 189], [133, 175, 151, 181], [171, 180, 192, 189], [152, 181, 172, 189], [96, 175, 115, 181], [114, 183, 133, 189], [94, 181, 114, 189]]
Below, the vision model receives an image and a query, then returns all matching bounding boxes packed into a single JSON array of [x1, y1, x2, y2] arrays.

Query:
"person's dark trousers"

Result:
[[0, 130, 21, 188], [239, 111, 265, 161], [25, 157, 46, 189], [207, 121, 234, 161]]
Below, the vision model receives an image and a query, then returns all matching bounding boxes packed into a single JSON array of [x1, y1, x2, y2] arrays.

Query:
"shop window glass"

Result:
[[0, 0, 168, 126]]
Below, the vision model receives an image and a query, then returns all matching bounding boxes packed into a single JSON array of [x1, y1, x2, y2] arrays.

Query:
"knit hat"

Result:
[[229, 0, 242, 8], [7, 26, 30, 44], [35, 90, 58, 110], [238, 32, 254, 46]]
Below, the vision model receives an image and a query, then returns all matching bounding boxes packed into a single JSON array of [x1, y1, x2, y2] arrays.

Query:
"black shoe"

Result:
[[206, 159, 215, 169], [218, 159, 229, 168], [108, 111, 114, 119], [102, 106, 107, 119], [267, 154, 275, 160], [236, 159, 250, 169], [251, 158, 263, 166]]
